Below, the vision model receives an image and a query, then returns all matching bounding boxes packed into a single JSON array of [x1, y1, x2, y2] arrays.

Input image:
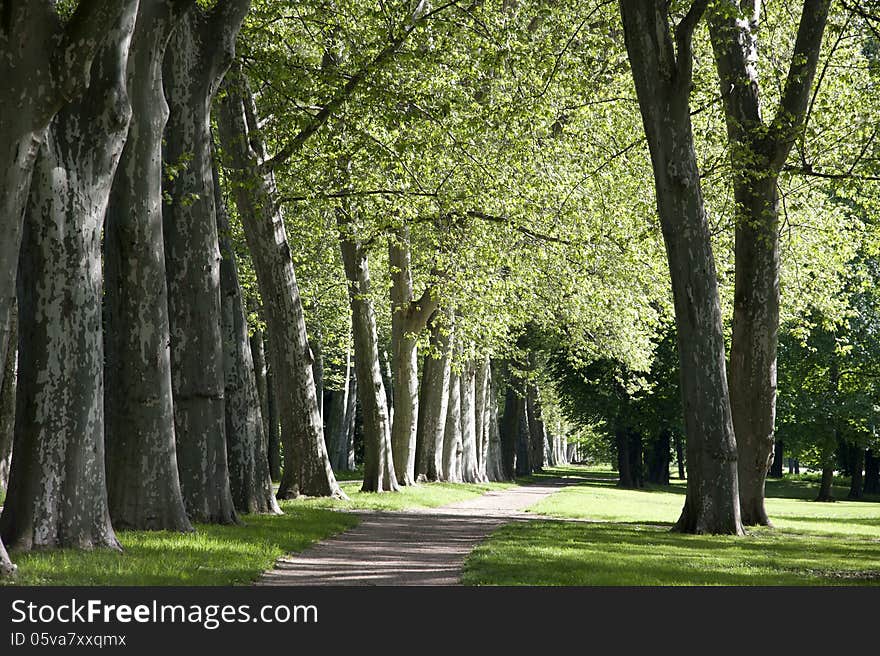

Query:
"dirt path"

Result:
[[258, 479, 572, 586]]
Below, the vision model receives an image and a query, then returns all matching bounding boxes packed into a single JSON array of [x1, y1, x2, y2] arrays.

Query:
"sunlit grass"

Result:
[[464, 464, 880, 586]]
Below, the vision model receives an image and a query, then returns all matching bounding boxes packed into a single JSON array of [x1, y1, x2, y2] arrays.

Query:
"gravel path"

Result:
[[258, 479, 572, 586]]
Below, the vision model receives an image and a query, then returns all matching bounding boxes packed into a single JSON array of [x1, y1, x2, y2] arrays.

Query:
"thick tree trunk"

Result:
[[0, 2, 138, 399], [709, 0, 830, 526], [1, 7, 138, 551], [104, 0, 192, 533], [415, 312, 452, 482], [0, 304, 15, 492], [847, 445, 865, 500], [620, 0, 743, 534], [217, 64, 342, 499], [442, 367, 463, 482], [460, 360, 482, 483], [338, 214, 397, 493], [526, 383, 546, 474], [864, 450, 879, 495], [163, 5, 250, 525], [816, 464, 835, 502], [216, 162, 279, 515]]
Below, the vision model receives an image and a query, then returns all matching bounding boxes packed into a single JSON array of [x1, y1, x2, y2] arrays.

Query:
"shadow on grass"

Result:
[[464, 520, 880, 586]]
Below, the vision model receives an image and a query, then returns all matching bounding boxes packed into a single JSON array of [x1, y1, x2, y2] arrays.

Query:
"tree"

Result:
[[619, 0, 743, 534], [104, 0, 193, 533], [708, 0, 832, 526], [1, 3, 139, 551]]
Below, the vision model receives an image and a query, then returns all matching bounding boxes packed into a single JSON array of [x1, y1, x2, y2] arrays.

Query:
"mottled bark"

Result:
[[1, 6, 138, 551], [217, 64, 342, 499], [388, 227, 439, 485], [415, 311, 453, 482], [474, 356, 491, 480], [485, 361, 506, 482], [216, 162, 279, 515], [709, 0, 830, 526], [620, 0, 743, 534], [460, 360, 482, 483], [0, 303, 15, 492], [338, 214, 398, 493], [0, 2, 139, 399], [104, 0, 192, 533], [162, 3, 250, 524], [442, 367, 463, 483]]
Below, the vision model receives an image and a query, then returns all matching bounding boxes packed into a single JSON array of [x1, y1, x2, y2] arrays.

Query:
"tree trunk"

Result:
[[816, 464, 835, 502], [474, 356, 491, 480], [485, 365, 506, 482], [217, 63, 342, 499], [460, 360, 482, 483], [675, 432, 685, 479], [415, 311, 452, 482], [1, 6, 138, 551], [344, 368, 358, 470], [769, 440, 784, 479], [620, 0, 743, 534], [615, 427, 634, 488], [864, 450, 879, 495], [0, 2, 139, 400], [337, 213, 397, 493], [104, 0, 192, 533], [326, 342, 354, 472], [442, 367, 463, 483], [499, 369, 522, 481], [265, 360, 282, 481], [709, 0, 830, 526], [647, 429, 671, 485], [310, 335, 324, 420], [216, 161, 279, 516], [0, 303, 15, 492], [526, 383, 546, 474], [847, 445, 865, 500], [249, 321, 270, 459], [163, 4, 250, 525]]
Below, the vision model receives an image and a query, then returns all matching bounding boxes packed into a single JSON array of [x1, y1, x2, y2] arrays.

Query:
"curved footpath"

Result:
[[258, 479, 573, 586]]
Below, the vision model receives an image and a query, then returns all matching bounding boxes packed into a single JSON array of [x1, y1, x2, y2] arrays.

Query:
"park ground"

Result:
[[1, 465, 878, 586]]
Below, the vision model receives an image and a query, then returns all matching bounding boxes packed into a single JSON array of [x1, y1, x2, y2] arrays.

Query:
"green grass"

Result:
[[1, 479, 509, 586], [463, 465, 880, 586]]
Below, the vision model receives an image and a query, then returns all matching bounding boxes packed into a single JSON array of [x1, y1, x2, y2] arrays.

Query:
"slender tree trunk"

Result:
[[709, 0, 830, 526], [326, 340, 353, 472], [615, 427, 634, 488], [163, 3, 251, 524], [415, 311, 452, 482], [310, 335, 324, 420], [864, 450, 879, 495], [217, 64, 342, 499], [104, 0, 192, 533], [474, 356, 491, 480], [460, 360, 481, 483], [500, 368, 522, 481], [816, 464, 835, 502], [0, 303, 15, 492], [620, 0, 743, 534], [486, 366, 506, 482], [249, 321, 270, 455], [769, 440, 784, 479], [443, 367, 463, 483], [1, 6, 139, 551], [344, 369, 358, 470], [216, 160, 279, 515], [337, 213, 397, 493], [265, 361, 282, 481], [675, 433, 686, 479], [847, 445, 865, 500]]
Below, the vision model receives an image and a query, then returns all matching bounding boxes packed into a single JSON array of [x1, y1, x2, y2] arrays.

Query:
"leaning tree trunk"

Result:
[[460, 360, 482, 483], [217, 64, 342, 499], [709, 0, 830, 526], [104, 0, 192, 533], [0, 7, 139, 551], [620, 0, 743, 534], [0, 304, 16, 492], [389, 227, 438, 485], [864, 450, 880, 495], [0, 2, 139, 400], [216, 162, 279, 515], [338, 215, 398, 493], [415, 311, 453, 482], [442, 367, 463, 483], [162, 3, 251, 524]]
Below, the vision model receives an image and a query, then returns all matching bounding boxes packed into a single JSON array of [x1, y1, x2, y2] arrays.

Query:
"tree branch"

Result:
[[673, 0, 710, 90]]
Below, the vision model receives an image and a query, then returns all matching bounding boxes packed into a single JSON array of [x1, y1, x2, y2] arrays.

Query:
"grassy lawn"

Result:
[[463, 465, 880, 586], [1, 479, 508, 586]]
